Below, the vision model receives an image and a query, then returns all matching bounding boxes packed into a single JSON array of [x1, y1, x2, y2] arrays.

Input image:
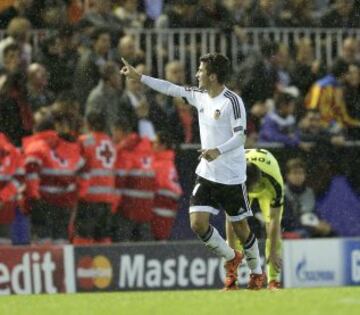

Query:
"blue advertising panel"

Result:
[[343, 239, 360, 286]]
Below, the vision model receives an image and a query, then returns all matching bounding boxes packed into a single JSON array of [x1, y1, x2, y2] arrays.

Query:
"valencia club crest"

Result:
[[214, 109, 221, 120]]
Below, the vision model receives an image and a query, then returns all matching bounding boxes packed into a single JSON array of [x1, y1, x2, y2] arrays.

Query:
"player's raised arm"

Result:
[[120, 58, 197, 104]]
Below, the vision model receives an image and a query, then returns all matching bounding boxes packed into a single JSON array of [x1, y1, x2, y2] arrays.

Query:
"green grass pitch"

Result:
[[1, 287, 359, 315]]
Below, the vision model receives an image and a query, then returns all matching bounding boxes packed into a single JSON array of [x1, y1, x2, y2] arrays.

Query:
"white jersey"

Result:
[[141, 75, 247, 185]]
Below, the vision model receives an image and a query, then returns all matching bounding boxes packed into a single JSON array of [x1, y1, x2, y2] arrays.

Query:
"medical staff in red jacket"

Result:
[[151, 131, 182, 240]]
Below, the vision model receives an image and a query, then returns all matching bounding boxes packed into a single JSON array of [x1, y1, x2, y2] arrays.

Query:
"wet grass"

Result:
[[1, 287, 359, 315]]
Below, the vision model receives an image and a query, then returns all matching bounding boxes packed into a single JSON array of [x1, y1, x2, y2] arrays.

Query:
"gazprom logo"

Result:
[[351, 249, 360, 282], [296, 256, 335, 282]]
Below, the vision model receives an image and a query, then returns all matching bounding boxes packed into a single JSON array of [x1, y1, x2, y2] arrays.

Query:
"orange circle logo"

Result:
[[77, 255, 113, 289]]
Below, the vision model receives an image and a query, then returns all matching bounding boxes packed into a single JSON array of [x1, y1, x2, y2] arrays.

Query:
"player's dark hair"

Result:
[[86, 111, 107, 132], [246, 162, 261, 189], [199, 53, 230, 84], [112, 117, 133, 133], [157, 131, 174, 149], [286, 158, 306, 174]]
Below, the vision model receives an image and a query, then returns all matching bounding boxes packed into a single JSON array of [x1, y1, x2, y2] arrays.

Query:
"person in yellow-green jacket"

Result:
[[226, 148, 284, 290]]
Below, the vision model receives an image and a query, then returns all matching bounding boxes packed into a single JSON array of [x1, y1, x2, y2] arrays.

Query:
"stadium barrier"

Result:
[[1, 238, 359, 295], [0, 241, 265, 295], [283, 238, 360, 288], [1, 27, 359, 79]]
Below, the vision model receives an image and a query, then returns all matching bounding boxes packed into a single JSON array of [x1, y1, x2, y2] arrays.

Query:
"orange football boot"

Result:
[[223, 250, 243, 291]]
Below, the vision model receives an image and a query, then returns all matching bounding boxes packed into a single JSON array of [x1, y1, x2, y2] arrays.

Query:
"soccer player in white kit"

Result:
[[121, 54, 266, 290]]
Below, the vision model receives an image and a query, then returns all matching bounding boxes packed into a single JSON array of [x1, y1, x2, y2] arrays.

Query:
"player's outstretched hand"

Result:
[[120, 58, 141, 82]]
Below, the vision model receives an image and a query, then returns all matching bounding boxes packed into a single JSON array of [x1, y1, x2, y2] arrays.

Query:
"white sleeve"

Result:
[[216, 134, 245, 154], [141, 75, 202, 107], [216, 96, 247, 154]]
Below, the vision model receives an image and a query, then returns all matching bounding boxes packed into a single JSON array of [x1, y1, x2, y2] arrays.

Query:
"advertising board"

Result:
[[73, 241, 265, 291], [283, 239, 344, 288], [0, 245, 74, 295]]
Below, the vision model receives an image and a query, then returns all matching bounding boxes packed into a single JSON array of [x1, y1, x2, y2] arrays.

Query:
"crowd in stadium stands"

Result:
[[0, 0, 360, 245]]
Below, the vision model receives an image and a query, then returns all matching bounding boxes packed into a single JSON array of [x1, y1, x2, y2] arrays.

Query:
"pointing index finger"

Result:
[[121, 58, 129, 66]]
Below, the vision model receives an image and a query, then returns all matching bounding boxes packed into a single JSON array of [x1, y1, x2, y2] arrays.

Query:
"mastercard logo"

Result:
[[77, 255, 113, 289]]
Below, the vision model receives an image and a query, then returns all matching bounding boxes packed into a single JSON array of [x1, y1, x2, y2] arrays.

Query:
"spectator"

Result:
[[114, 0, 146, 29], [159, 60, 199, 145], [119, 63, 156, 133], [277, 0, 315, 27], [136, 63, 169, 139], [298, 110, 345, 183], [111, 118, 155, 242], [135, 100, 156, 140], [41, 0, 68, 29], [0, 0, 36, 29], [165, 60, 185, 85], [335, 37, 360, 66], [299, 109, 346, 147], [0, 17, 32, 68], [37, 27, 79, 94], [239, 40, 280, 108], [290, 37, 325, 97], [36, 35, 64, 94], [67, 0, 85, 24], [168, 97, 199, 145], [142, 0, 164, 26], [86, 61, 136, 135], [74, 27, 111, 112], [0, 43, 32, 146], [79, 0, 123, 38], [194, 0, 234, 31], [57, 26, 79, 92], [321, 0, 360, 28], [247, 0, 280, 27], [344, 64, 360, 139], [283, 158, 336, 238], [305, 59, 360, 131], [26, 63, 55, 112], [112, 34, 145, 67], [155, 0, 196, 29], [223, 0, 252, 27], [0, 43, 21, 75], [246, 101, 269, 147], [277, 43, 292, 88], [151, 131, 182, 241], [259, 92, 312, 150], [313, 0, 331, 18]]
